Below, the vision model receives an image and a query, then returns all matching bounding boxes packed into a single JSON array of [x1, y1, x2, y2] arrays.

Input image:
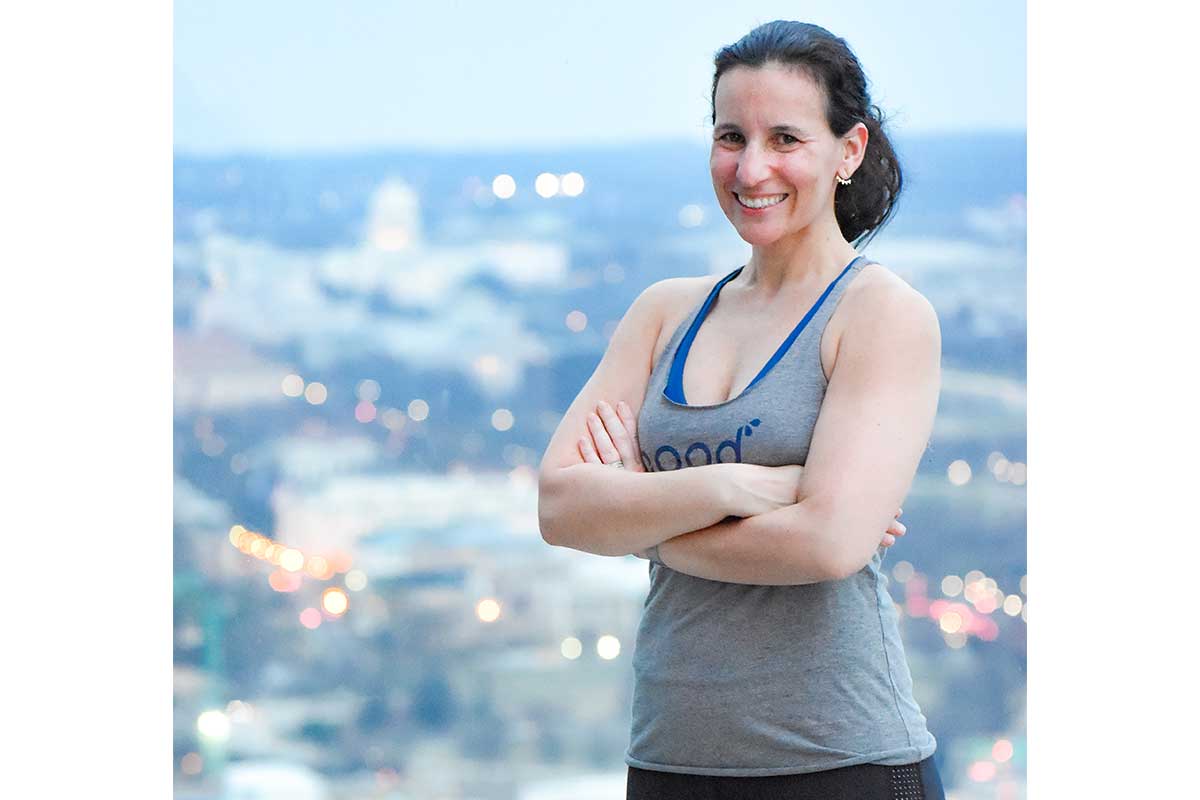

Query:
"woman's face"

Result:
[[709, 62, 854, 248]]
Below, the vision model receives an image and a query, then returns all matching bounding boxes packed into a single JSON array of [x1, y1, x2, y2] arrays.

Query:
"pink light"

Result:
[[968, 761, 997, 782], [905, 597, 929, 617], [299, 608, 322, 629], [355, 401, 377, 424], [268, 569, 302, 593], [974, 617, 1000, 641], [905, 575, 929, 617]]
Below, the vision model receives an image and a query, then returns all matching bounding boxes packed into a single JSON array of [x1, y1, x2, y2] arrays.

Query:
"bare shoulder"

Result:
[[639, 274, 722, 369], [821, 262, 939, 380], [842, 262, 940, 335], [639, 274, 719, 313]]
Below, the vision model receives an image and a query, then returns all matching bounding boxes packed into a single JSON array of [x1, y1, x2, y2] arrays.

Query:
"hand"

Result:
[[881, 507, 905, 549], [577, 399, 645, 473], [734, 464, 905, 549]]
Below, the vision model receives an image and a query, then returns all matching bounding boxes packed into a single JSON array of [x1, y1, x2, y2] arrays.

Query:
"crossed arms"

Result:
[[536, 275, 941, 586]]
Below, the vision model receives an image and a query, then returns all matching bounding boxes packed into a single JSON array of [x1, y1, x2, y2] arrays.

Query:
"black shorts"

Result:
[[626, 754, 945, 800]]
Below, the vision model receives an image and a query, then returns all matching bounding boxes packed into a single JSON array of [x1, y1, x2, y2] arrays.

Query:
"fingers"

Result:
[[616, 400, 639, 444], [578, 433, 602, 463], [881, 534, 896, 548], [886, 518, 907, 537], [586, 410, 621, 464], [596, 400, 638, 466]]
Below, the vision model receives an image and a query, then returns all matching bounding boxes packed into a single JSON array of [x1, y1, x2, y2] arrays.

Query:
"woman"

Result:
[[537, 20, 944, 799]]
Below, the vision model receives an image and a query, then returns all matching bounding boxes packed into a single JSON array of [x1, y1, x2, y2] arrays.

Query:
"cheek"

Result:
[[709, 152, 737, 184]]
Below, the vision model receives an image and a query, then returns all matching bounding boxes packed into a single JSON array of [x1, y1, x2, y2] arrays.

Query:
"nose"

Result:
[[736, 142, 771, 187]]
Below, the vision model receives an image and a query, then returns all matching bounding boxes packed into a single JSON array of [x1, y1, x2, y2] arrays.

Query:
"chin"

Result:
[[732, 223, 789, 248]]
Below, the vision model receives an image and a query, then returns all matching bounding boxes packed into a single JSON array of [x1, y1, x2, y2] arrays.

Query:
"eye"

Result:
[[717, 132, 744, 144], [776, 133, 800, 145]]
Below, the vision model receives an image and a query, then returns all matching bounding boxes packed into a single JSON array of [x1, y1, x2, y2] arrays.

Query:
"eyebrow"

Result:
[[713, 123, 810, 137]]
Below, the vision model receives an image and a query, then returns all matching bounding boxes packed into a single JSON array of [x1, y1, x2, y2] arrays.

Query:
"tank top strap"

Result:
[[785, 254, 874, 353]]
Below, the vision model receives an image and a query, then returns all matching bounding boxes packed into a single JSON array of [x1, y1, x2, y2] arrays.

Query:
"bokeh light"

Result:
[[281, 374, 304, 397], [345, 569, 368, 592], [491, 174, 516, 199], [321, 587, 349, 616], [596, 634, 621, 660], [534, 172, 560, 198], [1003, 594, 1023, 616], [1010, 462, 1027, 485], [380, 407, 406, 430], [306, 555, 331, 580], [355, 400, 377, 423], [196, 710, 231, 740], [304, 381, 327, 405], [180, 752, 203, 776], [328, 550, 354, 573], [993, 738, 1014, 762], [991, 456, 1011, 481], [947, 459, 972, 485], [560, 172, 585, 196], [941, 575, 964, 597], [407, 399, 429, 421], [356, 378, 381, 402], [968, 760, 997, 782], [560, 637, 583, 660], [268, 569, 302, 593], [892, 560, 914, 583], [280, 548, 305, 572], [565, 310, 587, 332], [939, 611, 964, 634], [299, 608, 322, 629], [491, 408, 514, 431], [476, 597, 501, 622], [973, 592, 999, 614]]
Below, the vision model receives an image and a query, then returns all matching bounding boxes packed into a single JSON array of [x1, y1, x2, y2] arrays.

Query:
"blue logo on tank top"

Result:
[[640, 418, 761, 471]]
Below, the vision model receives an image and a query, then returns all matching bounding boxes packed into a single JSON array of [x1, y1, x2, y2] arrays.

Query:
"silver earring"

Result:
[[836, 173, 853, 186]]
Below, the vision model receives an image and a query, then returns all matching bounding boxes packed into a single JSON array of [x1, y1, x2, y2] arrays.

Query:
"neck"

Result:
[[738, 215, 859, 297]]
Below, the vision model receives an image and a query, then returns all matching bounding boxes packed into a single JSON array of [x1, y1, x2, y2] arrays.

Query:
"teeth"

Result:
[[737, 193, 787, 209]]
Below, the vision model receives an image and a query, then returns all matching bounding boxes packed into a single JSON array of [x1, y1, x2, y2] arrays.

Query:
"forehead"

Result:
[[713, 63, 828, 127]]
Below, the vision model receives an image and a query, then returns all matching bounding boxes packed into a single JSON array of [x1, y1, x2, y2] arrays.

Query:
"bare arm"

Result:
[[540, 462, 748, 557], [653, 499, 836, 585]]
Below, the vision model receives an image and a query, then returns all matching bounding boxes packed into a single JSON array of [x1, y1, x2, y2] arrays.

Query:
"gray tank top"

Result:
[[624, 255, 937, 776]]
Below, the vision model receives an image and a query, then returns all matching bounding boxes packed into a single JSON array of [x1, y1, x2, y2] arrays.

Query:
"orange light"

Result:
[[322, 587, 349, 616]]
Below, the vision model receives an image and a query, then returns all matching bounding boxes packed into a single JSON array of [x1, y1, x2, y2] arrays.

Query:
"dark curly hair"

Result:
[[711, 21, 903, 248]]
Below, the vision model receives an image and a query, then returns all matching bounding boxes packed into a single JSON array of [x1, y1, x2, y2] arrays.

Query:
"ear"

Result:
[[839, 122, 869, 178]]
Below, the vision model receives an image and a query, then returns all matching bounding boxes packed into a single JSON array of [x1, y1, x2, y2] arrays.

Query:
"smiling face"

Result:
[[710, 62, 860, 248]]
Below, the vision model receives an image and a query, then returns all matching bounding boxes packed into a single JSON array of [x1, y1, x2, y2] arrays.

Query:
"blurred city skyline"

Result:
[[174, 0, 1026, 155]]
